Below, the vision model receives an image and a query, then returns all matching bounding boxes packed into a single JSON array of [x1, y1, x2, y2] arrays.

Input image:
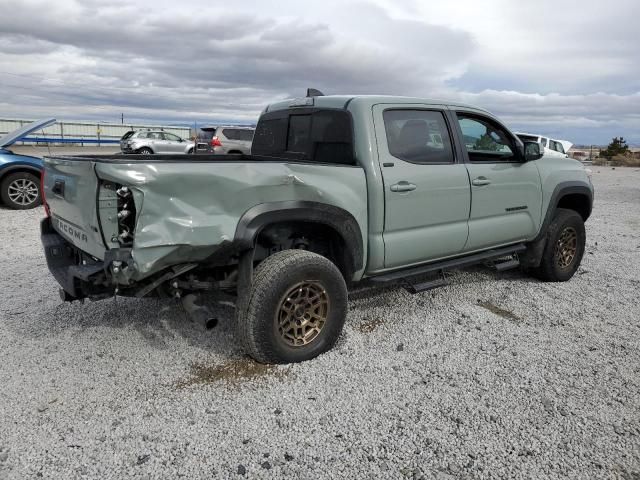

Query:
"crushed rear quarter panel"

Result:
[[95, 161, 368, 279]]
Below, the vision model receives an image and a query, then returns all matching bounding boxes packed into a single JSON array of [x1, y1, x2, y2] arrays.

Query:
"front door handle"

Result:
[[390, 181, 417, 192], [472, 177, 491, 186]]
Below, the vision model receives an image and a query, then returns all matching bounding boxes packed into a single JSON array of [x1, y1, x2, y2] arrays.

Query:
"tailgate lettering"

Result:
[[54, 217, 88, 244]]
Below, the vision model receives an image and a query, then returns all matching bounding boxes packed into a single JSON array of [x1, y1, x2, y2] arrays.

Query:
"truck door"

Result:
[[373, 105, 471, 269], [452, 111, 543, 251]]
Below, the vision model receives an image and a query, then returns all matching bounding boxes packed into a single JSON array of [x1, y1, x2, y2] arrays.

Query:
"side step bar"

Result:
[[493, 258, 521, 272], [371, 243, 526, 285], [404, 270, 448, 294]]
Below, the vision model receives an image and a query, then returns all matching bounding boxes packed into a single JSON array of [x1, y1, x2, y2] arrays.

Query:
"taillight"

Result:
[[210, 136, 222, 147], [41, 169, 50, 217]]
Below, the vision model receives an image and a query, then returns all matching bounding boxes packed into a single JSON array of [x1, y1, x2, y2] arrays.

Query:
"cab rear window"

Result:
[[252, 109, 355, 165]]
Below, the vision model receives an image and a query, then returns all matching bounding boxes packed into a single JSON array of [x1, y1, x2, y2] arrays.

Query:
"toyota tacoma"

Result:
[[40, 92, 593, 363]]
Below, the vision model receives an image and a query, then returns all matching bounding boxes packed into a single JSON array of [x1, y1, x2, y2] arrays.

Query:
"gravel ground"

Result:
[[1, 167, 639, 479]]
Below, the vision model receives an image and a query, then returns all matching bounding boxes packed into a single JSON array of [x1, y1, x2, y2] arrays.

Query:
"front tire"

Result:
[[138, 147, 153, 155], [1, 172, 42, 209], [533, 208, 586, 282], [237, 250, 348, 364]]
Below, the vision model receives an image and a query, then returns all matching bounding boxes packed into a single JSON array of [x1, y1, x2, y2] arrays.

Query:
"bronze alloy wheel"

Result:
[[555, 226, 578, 269], [275, 281, 330, 347]]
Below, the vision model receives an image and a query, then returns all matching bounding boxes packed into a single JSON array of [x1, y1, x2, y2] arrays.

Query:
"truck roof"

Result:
[[265, 95, 491, 114]]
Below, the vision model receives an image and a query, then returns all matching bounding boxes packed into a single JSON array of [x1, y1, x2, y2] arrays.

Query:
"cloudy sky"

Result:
[[0, 0, 638, 144]]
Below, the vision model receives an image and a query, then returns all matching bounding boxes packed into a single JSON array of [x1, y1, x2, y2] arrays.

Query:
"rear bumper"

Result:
[[41, 217, 108, 300]]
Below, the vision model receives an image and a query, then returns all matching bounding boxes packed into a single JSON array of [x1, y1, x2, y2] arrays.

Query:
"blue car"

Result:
[[0, 118, 56, 209]]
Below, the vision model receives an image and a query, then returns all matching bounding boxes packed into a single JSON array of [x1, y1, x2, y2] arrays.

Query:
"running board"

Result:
[[493, 258, 520, 271], [404, 270, 448, 294], [371, 243, 526, 284]]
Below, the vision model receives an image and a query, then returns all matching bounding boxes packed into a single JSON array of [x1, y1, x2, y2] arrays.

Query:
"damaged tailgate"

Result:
[[43, 156, 108, 260]]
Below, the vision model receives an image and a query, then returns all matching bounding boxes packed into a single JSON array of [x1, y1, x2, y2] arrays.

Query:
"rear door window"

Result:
[[163, 132, 181, 142], [221, 128, 239, 140], [383, 109, 454, 164]]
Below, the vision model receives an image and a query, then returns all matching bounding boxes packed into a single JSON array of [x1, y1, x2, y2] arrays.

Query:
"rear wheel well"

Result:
[[1, 167, 42, 182], [255, 221, 353, 281], [556, 193, 591, 221]]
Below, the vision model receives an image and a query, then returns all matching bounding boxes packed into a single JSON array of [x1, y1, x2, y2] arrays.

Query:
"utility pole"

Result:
[[121, 113, 124, 125]]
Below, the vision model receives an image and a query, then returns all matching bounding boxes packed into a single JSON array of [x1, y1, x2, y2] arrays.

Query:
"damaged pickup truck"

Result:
[[41, 92, 593, 363]]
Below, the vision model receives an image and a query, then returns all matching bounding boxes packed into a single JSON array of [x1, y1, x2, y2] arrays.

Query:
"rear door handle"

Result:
[[390, 181, 417, 192], [472, 177, 491, 186]]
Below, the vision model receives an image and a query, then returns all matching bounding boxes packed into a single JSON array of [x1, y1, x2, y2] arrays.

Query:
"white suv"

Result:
[[516, 132, 572, 158], [195, 126, 254, 154], [120, 130, 194, 155]]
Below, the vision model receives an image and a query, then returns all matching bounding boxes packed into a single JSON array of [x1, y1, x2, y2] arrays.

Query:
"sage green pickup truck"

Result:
[[41, 92, 593, 363]]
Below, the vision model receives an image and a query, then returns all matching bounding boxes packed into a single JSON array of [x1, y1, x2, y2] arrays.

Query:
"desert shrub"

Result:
[[610, 154, 640, 167]]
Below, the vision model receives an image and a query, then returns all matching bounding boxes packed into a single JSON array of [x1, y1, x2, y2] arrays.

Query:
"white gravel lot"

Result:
[[1, 167, 639, 479]]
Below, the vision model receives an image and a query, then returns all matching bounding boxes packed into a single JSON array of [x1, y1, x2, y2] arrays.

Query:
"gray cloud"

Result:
[[0, 0, 637, 144]]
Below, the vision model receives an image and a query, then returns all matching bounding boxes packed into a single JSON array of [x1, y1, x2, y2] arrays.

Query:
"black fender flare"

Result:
[[0, 164, 43, 181], [536, 181, 593, 241], [234, 201, 364, 273], [523, 181, 593, 267]]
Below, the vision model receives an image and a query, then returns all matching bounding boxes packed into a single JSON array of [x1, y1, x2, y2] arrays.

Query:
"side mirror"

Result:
[[523, 141, 543, 161]]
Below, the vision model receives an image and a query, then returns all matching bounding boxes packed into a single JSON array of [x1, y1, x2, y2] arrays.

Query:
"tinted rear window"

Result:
[[197, 128, 216, 141], [222, 128, 254, 141], [252, 109, 354, 165]]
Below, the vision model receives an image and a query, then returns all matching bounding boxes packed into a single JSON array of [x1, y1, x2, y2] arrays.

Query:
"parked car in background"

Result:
[[195, 126, 254, 154], [0, 118, 56, 209], [120, 129, 194, 155], [516, 132, 572, 158]]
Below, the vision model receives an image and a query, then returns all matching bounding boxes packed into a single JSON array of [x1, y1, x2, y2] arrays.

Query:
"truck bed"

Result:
[[42, 153, 368, 283]]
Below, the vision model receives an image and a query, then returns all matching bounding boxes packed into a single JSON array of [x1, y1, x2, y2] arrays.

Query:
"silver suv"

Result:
[[121, 130, 194, 155], [195, 126, 254, 154]]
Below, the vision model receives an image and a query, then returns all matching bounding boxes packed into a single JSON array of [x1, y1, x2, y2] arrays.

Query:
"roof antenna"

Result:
[[306, 88, 325, 97]]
